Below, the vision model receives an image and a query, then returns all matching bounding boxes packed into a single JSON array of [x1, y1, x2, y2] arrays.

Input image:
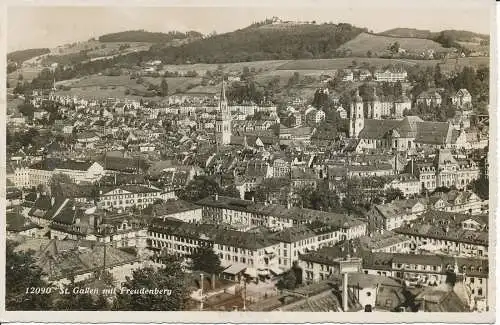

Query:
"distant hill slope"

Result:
[[147, 23, 366, 64], [379, 28, 433, 39], [7, 48, 50, 64], [338, 32, 449, 56], [98, 30, 203, 43], [381, 28, 488, 41]]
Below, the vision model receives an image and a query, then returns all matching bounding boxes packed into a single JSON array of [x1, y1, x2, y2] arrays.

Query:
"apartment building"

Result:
[[100, 185, 162, 210]]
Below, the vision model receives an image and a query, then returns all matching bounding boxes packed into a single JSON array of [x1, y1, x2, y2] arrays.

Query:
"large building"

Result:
[[410, 149, 481, 191], [349, 96, 455, 151], [18, 158, 105, 188], [374, 68, 407, 82], [196, 195, 367, 236]]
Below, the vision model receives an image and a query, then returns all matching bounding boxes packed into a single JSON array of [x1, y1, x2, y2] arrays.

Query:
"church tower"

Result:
[[216, 79, 232, 147], [349, 89, 364, 138]]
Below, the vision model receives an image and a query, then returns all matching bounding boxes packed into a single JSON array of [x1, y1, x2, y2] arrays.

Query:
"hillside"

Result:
[[7, 48, 50, 64], [147, 23, 366, 64], [98, 30, 203, 43], [381, 28, 488, 41], [379, 28, 433, 39], [338, 32, 451, 57]]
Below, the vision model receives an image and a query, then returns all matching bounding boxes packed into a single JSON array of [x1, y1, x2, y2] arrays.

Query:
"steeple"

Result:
[[215, 78, 232, 147], [349, 88, 365, 138], [220, 79, 227, 104]]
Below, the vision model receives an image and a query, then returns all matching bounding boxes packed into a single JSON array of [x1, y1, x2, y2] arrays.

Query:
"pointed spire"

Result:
[[220, 78, 227, 103]]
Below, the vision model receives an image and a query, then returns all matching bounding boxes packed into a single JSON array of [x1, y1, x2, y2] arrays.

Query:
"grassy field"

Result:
[[162, 60, 290, 75], [54, 74, 203, 98], [7, 67, 44, 87], [277, 57, 489, 72], [338, 32, 450, 56]]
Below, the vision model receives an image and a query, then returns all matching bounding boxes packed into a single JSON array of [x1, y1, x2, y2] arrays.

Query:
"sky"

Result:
[[7, 0, 492, 52]]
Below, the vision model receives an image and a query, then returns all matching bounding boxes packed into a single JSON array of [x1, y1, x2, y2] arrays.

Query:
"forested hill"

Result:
[[98, 30, 203, 43], [380, 28, 489, 43], [147, 22, 367, 64], [379, 28, 434, 39], [7, 48, 50, 64]]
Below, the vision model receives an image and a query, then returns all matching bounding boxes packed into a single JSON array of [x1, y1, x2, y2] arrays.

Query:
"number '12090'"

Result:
[[25, 287, 53, 294]]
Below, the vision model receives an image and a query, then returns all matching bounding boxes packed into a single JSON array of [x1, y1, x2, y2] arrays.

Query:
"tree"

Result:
[[366, 50, 372, 58], [384, 187, 404, 202], [54, 278, 100, 310], [6, 241, 56, 310], [219, 184, 240, 198], [113, 255, 189, 310], [175, 175, 223, 202], [390, 41, 400, 54], [18, 102, 35, 118], [189, 246, 223, 275], [276, 270, 297, 290], [189, 246, 223, 290]]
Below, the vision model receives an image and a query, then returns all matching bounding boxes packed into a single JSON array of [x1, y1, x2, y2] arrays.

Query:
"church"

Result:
[[348, 89, 455, 152], [215, 80, 232, 147]]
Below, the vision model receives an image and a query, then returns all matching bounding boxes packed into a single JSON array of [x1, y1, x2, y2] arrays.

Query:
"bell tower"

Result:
[[349, 89, 364, 138], [215, 79, 231, 147]]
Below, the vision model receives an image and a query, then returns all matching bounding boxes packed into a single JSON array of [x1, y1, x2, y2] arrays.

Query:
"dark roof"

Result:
[[415, 290, 468, 312], [143, 200, 201, 217], [102, 185, 160, 195], [7, 211, 41, 232], [358, 119, 401, 139], [414, 122, 451, 144]]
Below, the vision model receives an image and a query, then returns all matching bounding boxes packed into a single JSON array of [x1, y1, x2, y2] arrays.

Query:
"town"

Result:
[[6, 15, 490, 313]]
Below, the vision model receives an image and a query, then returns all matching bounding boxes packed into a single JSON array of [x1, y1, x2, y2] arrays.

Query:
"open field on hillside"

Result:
[[277, 58, 422, 70], [162, 60, 290, 75], [7, 68, 44, 86], [54, 86, 164, 101], [338, 32, 450, 56], [58, 75, 202, 97]]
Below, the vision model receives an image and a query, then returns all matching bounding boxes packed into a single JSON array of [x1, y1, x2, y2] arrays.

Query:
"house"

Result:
[[196, 195, 367, 236], [143, 200, 202, 223], [7, 210, 42, 237], [290, 167, 317, 190], [25, 158, 105, 187], [416, 90, 442, 107], [429, 190, 484, 215], [148, 218, 281, 280], [356, 231, 412, 254], [384, 173, 421, 197], [336, 106, 348, 119], [33, 239, 142, 286], [394, 210, 488, 258], [411, 149, 481, 191], [374, 68, 407, 82], [99, 185, 162, 210], [305, 108, 325, 125], [272, 157, 291, 178], [341, 69, 354, 82], [366, 199, 426, 232], [452, 89, 472, 109]]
